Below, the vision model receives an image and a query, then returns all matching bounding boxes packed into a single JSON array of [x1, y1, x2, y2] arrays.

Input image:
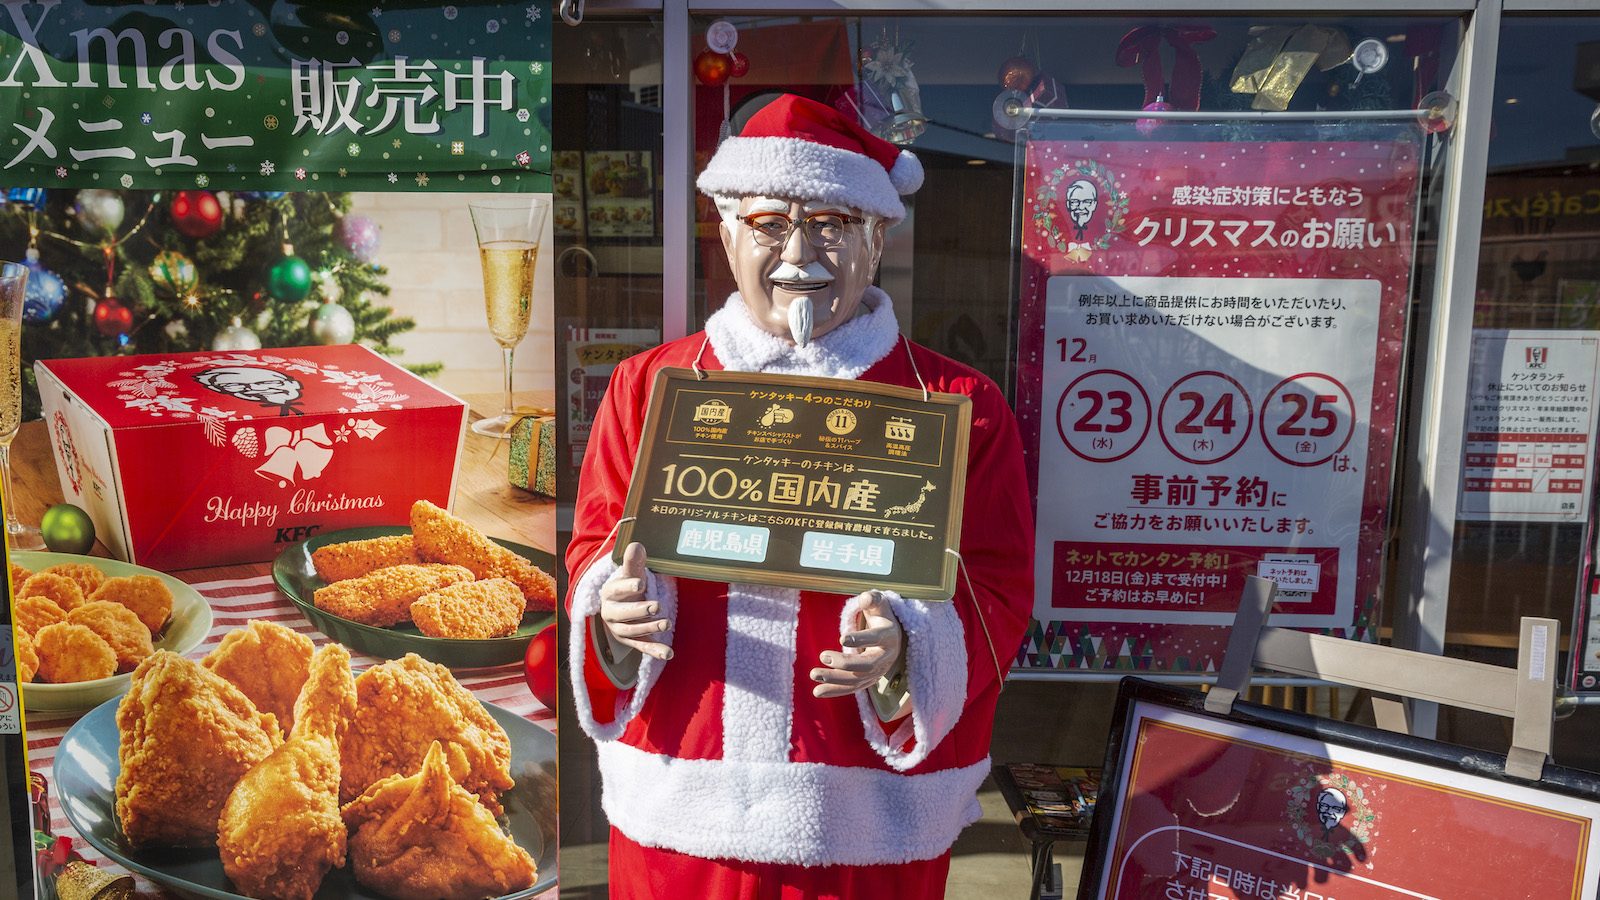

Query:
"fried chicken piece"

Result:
[[410, 500, 557, 612], [311, 535, 422, 583], [38, 563, 108, 599], [16, 631, 37, 684], [9, 562, 31, 588], [342, 741, 536, 900], [203, 621, 315, 732], [68, 601, 153, 672], [19, 573, 84, 613], [14, 596, 65, 638], [339, 654, 513, 812], [218, 643, 356, 900], [116, 651, 282, 847], [89, 575, 173, 634], [313, 564, 475, 628], [410, 578, 525, 640], [34, 622, 117, 683]]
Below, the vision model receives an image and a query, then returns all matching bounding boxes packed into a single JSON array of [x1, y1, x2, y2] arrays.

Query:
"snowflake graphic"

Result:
[[516, 108, 530, 123], [294, 167, 307, 180], [140, 112, 152, 124], [387, 173, 398, 184], [443, 5, 457, 19], [515, 150, 531, 167], [227, 163, 237, 172], [195, 174, 210, 187], [451, 141, 464, 155], [414, 173, 430, 187], [392, 139, 403, 149], [486, 19, 499, 34], [347, 142, 360, 156], [389, 29, 401, 43], [260, 161, 276, 176], [54, 166, 67, 178], [120, 174, 133, 188], [173, 0, 183, 9], [338, 168, 348, 177], [252, 22, 266, 36], [526, 4, 540, 21], [336, 31, 349, 45], [530, 61, 544, 75]]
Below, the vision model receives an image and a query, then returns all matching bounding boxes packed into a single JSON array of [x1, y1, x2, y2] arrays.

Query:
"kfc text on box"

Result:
[[35, 345, 467, 570]]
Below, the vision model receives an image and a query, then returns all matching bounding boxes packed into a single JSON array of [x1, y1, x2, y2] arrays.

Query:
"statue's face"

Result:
[[719, 195, 885, 346]]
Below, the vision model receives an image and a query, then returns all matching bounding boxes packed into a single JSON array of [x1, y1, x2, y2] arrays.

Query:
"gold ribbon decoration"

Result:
[[1231, 25, 1353, 111], [488, 406, 557, 463]]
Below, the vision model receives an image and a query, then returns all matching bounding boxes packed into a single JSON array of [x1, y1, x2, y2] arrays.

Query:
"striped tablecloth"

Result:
[[22, 573, 557, 899]]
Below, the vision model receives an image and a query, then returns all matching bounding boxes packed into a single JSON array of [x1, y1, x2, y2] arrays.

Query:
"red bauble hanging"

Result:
[[170, 189, 223, 239], [998, 55, 1036, 91], [694, 49, 732, 86], [729, 51, 750, 78], [93, 294, 133, 336]]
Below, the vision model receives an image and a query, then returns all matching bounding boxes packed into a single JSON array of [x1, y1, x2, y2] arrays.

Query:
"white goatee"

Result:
[[788, 297, 814, 348]]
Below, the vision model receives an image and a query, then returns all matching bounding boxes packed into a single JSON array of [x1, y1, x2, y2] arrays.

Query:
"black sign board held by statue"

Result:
[[616, 368, 971, 599]]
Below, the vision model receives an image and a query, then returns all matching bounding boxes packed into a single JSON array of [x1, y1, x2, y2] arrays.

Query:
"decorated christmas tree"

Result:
[[0, 188, 439, 420]]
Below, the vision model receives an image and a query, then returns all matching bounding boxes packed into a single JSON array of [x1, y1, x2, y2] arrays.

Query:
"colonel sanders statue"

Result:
[[566, 93, 1034, 899]]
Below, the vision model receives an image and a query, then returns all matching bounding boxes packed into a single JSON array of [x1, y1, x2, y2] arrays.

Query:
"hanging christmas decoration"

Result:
[[213, 316, 262, 351], [148, 249, 199, 298], [21, 248, 65, 324], [1137, 95, 1174, 136], [1229, 24, 1351, 111], [998, 55, 1036, 91], [730, 52, 750, 78], [41, 503, 96, 554], [694, 49, 732, 87], [338, 214, 382, 262], [860, 31, 926, 145], [5, 187, 44, 210], [74, 189, 126, 233], [310, 298, 357, 345], [266, 243, 313, 302], [170, 189, 223, 238], [93, 294, 133, 337], [1118, 25, 1216, 111]]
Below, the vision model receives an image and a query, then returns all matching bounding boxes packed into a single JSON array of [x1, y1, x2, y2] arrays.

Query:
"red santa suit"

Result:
[[567, 288, 1034, 899]]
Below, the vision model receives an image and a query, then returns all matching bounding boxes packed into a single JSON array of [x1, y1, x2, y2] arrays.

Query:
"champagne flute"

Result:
[[0, 262, 43, 550], [468, 197, 551, 438]]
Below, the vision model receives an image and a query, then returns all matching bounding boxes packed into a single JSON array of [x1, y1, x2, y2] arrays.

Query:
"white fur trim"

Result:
[[845, 591, 968, 771], [706, 286, 900, 379], [697, 135, 910, 224], [723, 584, 801, 762], [568, 555, 678, 741], [597, 740, 987, 866], [889, 150, 924, 195]]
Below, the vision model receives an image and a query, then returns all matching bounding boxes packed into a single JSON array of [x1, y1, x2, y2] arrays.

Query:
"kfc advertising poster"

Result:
[[1016, 129, 1421, 671]]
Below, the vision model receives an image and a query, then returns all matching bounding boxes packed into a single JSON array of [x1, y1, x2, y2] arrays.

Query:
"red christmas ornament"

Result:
[[1136, 97, 1174, 136], [730, 51, 750, 78], [170, 189, 223, 239], [93, 295, 133, 336], [998, 55, 1036, 91], [523, 623, 559, 710], [694, 49, 732, 86]]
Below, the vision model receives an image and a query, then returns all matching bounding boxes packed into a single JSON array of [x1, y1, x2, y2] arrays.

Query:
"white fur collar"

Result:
[[705, 286, 901, 379]]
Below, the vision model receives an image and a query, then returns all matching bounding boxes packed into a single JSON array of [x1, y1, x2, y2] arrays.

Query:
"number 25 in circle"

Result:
[[1056, 369, 1152, 463]]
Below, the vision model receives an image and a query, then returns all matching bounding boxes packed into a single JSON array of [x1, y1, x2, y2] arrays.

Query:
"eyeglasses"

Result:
[[736, 211, 864, 249]]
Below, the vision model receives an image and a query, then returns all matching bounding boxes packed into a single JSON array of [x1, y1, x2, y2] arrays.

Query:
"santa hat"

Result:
[[697, 93, 924, 225]]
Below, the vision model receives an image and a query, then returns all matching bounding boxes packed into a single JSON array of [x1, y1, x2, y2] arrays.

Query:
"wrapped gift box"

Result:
[[508, 410, 555, 497], [35, 345, 467, 570]]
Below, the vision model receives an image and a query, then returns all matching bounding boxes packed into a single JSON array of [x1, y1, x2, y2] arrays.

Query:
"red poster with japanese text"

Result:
[[1016, 131, 1421, 671], [1094, 702, 1600, 900]]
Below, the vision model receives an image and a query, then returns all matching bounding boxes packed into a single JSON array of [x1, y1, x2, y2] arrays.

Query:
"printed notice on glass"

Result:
[[615, 368, 971, 599], [1458, 330, 1600, 522]]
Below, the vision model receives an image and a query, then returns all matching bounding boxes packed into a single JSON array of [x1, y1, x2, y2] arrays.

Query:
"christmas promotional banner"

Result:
[[1016, 125, 1421, 671], [0, 0, 552, 192]]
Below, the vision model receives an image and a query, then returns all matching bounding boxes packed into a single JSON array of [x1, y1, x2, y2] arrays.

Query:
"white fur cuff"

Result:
[[846, 590, 968, 771], [568, 554, 677, 741]]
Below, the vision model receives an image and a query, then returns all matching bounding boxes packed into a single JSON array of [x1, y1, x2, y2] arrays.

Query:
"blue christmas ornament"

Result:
[[6, 187, 45, 210], [21, 249, 65, 323]]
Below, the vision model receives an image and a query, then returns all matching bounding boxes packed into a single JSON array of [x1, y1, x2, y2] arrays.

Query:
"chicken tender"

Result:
[[39, 563, 108, 598], [116, 652, 282, 847], [14, 596, 65, 638], [339, 654, 512, 812], [313, 564, 475, 628], [16, 631, 36, 684], [9, 562, 31, 588], [311, 534, 421, 583], [34, 622, 117, 683], [410, 500, 556, 611], [19, 573, 84, 613], [342, 741, 536, 900], [203, 621, 315, 732], [410, 578, 525, 640], [68, 601, 153, 672], [218, 644, 356, 900], [89, 575, 173, 634]]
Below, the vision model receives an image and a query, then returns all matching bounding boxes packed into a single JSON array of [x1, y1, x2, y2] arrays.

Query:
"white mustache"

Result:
[[770, 261, 834, 283]]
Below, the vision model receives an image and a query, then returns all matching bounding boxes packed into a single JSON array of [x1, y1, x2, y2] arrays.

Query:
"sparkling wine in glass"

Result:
[[468, 198, 551, 438], [0, 262, 44, 550]]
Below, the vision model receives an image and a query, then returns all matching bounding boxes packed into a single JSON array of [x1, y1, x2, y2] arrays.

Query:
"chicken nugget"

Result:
[[9, 562, 31, 588], [313, 564, 475, 627], [203, 620, 315, 731], [19, 573, 84, 612], [39, 563, 108, 598], [410, 500, 555, 611], [14, 596, 65, 638], [68, 601, 154, 672], [34, 622, 117, 683], [410, 578, 525, 639], [311, 534, 421, 583], [88, 575, 173, 634], [15, 631, 36, 684]]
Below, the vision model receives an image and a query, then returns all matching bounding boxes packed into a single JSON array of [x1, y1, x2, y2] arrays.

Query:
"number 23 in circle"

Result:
[[1057, 369, 1152, 462], [1260, 373, 1355, 467]]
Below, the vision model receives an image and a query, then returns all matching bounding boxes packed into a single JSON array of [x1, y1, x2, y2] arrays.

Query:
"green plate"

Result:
[[273, 526, 555, 669], [55, 691, 557, 899]]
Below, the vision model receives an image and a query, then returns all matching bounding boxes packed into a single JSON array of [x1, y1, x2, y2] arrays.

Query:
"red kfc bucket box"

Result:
[[35, 345, 467, 571]]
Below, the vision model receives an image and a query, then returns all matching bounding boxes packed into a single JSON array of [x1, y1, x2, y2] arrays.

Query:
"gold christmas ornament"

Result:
[[54, 861, 134, 900]]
